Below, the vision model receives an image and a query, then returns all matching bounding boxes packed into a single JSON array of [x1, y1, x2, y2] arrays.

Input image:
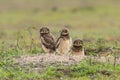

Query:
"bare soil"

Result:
[[14, 53, 120, 73], [15, 53, 86, 66]]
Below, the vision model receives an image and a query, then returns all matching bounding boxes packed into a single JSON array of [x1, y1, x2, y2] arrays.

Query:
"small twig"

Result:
[[113, 52, 118, 69]]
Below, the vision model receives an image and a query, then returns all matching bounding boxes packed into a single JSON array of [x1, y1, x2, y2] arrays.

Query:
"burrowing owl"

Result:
[[56, 28, 72, 54], [71, 39, 84, 56], [40, 27, 56, 53]]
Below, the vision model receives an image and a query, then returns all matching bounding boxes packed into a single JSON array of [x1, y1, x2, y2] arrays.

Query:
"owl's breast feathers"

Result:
[[55, 36, 71, 48], [41, 34, 56, 51]]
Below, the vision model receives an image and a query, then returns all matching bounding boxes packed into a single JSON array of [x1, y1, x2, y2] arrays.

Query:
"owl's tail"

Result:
[[49, 45, 56, 53]]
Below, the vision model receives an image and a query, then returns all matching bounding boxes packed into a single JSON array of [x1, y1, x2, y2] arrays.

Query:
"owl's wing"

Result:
[[55, 37, 61, 48], [44, 34, 55, 44], [41, 34, 56, 49], [69, 38, 72, 48]]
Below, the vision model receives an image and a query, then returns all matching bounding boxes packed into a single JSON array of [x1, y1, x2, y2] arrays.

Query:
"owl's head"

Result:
[[40, 27, 50, 34], [60, 28, 69, 36], [73, 39, 83, 47]]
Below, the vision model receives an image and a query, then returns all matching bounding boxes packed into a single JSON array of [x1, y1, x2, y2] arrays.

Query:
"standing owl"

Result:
[[40, 27, 56, 53], [56, 28, 72, 55], [71, 39, 84, 56]]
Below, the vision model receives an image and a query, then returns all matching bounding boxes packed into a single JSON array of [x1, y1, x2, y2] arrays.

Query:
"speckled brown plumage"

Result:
[[40, 27, 56, 53]]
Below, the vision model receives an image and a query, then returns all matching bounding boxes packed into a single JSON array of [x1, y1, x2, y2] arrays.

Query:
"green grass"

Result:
[[0, 37, 120, 80], [0, 49, 120, 80]]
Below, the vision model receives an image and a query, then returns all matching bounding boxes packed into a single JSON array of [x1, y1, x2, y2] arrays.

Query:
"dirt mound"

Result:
[[15, 53, 86, 66], [15, 54, 120, 69], [14, 53, 120, 73]]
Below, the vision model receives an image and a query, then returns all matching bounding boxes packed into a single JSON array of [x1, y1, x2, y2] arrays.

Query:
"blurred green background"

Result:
[[0, 0, 120, 44]]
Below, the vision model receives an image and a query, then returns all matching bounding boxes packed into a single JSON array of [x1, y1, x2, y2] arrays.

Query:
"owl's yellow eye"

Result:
[[64, 30, 68, 33], [40, 29, 44, 33]]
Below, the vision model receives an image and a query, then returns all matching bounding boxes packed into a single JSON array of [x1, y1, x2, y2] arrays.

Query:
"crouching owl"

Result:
[[71, 39, 84, 56]]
